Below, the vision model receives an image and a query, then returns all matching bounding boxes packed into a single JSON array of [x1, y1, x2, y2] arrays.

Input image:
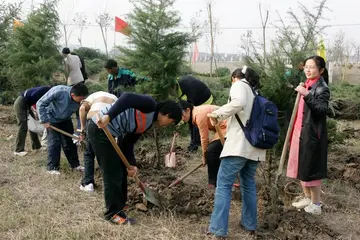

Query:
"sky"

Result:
[[11, 0, 360, 54]]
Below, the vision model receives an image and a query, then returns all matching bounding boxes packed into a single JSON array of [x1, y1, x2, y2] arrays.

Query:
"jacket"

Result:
[[192, 105, 227, 157], [213, 80, 266, 161], [108, 68, 136, 97], [177, 76, 213, 106], [298, 77, 329, 181], [37, 85, 80, 123], [64, 55, 84, 86]]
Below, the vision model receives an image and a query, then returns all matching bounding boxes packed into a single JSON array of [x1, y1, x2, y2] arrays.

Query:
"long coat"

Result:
[[298, 78, 330, 181]]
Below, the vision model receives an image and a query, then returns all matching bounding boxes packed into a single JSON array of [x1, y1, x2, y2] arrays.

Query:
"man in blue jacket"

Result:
[[14, 85, 52, 156], [91, 92, 182, 225], [37, 83, 89, 175]]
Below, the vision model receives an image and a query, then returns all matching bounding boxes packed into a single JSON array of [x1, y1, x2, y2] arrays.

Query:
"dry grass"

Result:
[[1, 106, 360, 240]]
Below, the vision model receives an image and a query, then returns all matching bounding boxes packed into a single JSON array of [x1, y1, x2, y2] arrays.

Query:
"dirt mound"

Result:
[[127, 145, 214, 217], [259, 209, 340, 240]]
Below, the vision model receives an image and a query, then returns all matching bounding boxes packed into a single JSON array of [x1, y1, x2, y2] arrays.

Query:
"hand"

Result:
[[207, 113, 218, 119], [202, 156, 207, 167], [79, 132, 85, 142], [295, 85, 309, 96], [96, 114, 110, 128], [43, 122, 50, 128], [127, 166, 138, 177]]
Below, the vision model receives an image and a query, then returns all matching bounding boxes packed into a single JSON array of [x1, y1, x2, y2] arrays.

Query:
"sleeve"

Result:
[[119, 133, 141, 166], [107, 92, 157, 120], [213, 83, 247, 120], [194, 113, 210, 157], [108, 75, 113, 93], [36, 88, 59, 123], [303, 86, 330, 115]]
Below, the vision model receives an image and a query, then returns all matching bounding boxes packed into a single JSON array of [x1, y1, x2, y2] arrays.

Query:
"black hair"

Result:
[[304, 55, 329, 84], [156, 100, 183, 125], [104, 59, 118, 69], [70, 82, 89, 97], [231, 67, 260, 89], [62, 47, 70, 54], [179, 100, 194, 111]]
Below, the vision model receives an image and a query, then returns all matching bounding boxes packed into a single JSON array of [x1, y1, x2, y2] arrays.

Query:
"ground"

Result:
[[0, 105, 360, 240]]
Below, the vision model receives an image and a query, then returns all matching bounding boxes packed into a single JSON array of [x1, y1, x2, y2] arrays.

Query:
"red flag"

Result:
[[115, 16, 130, 36], [192, 42, 199, 64]]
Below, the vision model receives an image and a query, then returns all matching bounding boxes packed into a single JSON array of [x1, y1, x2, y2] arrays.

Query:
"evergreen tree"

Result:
[[4, 0, 61, 91], [119, 0, 193, 100]]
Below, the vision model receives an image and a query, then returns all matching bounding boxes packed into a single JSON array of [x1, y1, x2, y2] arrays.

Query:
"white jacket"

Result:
[[64, 55, 84, 86], [213, 79, 266, 161]]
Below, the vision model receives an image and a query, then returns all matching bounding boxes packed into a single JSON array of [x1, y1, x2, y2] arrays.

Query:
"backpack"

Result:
[[234, 81, 280, 149]]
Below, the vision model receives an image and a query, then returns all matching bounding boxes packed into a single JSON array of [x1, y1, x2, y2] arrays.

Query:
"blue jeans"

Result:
[[208, 156, 259, 237], [47, 119, 79, 170]]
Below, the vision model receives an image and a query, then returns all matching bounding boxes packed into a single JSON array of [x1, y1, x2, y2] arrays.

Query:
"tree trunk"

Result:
[[100, 25, 109, 58], [208, 3, 214, 77], [63, 25, 68, 47], [153, 127, 161, 168]]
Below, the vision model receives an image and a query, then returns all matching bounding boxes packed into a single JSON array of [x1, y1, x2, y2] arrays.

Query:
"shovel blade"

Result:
[[143, 186, 167, 208], [165, 152, 176, 168]]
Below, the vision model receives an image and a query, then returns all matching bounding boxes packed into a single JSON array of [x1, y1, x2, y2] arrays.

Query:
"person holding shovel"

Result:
[[206, 67, 265, 238], [37, 83, 88, 175], [89, 92, 182, 225], [175, 75, 213, 152], [179, 100, 227, 189], [13, 85, 52, 156], [78, 91, 118, 192], [287, 55, 330, 215]]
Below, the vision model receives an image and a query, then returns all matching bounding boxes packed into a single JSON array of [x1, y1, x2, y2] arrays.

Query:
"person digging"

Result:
[[179, 100, 227, 189], [37, 83, 88, 175], [78, 91, 118, 192], [89, 92, 182, 225]]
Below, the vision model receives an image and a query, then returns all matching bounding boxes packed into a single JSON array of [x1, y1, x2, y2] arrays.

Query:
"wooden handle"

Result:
[[168, 163, 203, 188], [50, 125, 79, 140], [102, 127, 142, 186], [276, 84, 303, 177], [214, 123, 225, 145], [169, 133, 177, 153]]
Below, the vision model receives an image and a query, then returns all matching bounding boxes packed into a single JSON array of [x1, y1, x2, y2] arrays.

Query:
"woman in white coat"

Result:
[[206, 67, 266, 238]]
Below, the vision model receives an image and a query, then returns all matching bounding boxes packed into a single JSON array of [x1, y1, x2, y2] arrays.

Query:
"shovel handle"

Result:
[[214, 123, 225, 145], [49, 125, 80, 140], [169, 133, 177, 153], [102, 127, 143, 189], [168, 163, 203, 188], [276, 83, 304, 177]]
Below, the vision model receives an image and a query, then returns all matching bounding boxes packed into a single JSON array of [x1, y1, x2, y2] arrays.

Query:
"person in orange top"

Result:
[[179, 100, 227, 188]]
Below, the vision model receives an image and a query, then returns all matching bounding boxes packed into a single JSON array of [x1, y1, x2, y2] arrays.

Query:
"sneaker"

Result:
[[80, 183, 94, 192], [304, 203, 321, 215], [110, 214, 136, 225], [73, 166, 85, 172], [46, 170, 61, 175], [40, 146, 47, 151], [14, 151, 28, 157], [292, 197, 311, 209]]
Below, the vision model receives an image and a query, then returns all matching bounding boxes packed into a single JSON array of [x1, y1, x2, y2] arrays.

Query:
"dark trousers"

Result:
[[47, 119, 79, 170], [14, 96, 41, 152], [206, 139, 223, 186], [189, 124, 201, 148], [87, 121, 128, 220], [82, 120, 96, 186]]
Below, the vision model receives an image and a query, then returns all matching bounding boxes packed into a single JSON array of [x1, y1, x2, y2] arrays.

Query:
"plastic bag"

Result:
[[27, 115, 44, 135]]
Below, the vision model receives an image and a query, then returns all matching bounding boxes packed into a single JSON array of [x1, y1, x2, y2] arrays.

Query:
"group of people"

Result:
[[13, 51, 330, 238]]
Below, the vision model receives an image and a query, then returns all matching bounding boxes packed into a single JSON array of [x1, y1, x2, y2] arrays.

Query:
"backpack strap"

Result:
[[230, 80, 255, 131]]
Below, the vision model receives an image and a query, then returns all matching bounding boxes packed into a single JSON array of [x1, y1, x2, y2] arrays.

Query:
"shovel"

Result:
[[275, 83, 303, 184], [168, 122, 224, 188], [165, 133, 177, 168], [49, 125, 80, 140], [102, 127, 164, 207]]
